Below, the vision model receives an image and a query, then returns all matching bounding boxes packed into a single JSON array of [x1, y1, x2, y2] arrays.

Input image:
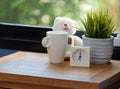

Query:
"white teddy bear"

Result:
[[52, 17, 82, 60]]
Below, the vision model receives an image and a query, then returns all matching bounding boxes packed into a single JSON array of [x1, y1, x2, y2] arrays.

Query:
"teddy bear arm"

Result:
[[73, 36, 83, 46]]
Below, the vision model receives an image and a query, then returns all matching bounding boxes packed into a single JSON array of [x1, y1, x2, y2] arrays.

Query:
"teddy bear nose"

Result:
[[64, 24, 67, 26]]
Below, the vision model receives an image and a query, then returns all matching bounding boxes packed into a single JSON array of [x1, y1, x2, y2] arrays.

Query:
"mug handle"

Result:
[[41, 37, 50, 47]]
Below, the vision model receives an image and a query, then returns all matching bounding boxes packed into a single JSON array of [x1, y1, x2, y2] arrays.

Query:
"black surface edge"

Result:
[[0, 22, 52, 53]]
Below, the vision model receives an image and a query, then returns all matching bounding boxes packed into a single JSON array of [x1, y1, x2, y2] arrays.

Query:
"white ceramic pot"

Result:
[[82, 35, 114, 64]]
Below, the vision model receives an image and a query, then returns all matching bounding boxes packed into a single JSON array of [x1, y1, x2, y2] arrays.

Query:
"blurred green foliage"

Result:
[[0, 0, 106, 27]]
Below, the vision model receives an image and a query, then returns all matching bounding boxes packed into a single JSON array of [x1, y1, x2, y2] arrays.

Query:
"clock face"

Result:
[[70, 46, 90, 67], [72, 49, 87, 62]]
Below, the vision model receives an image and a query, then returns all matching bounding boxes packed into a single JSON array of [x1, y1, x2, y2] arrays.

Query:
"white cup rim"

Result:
[[47, 31, 68, 34]]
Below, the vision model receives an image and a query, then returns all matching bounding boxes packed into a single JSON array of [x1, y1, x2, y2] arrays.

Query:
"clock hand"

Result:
[[78, 51, 81, 61]]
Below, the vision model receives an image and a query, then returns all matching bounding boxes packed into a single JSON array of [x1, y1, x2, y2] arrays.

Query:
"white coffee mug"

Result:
[[42, 31, 68, 63]]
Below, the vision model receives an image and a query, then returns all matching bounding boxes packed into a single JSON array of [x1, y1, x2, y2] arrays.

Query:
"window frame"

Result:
[[0, 22, 52, 53]]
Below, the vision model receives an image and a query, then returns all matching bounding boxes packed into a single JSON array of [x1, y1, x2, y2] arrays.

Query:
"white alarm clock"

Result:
[[70, 46, 90, 67]]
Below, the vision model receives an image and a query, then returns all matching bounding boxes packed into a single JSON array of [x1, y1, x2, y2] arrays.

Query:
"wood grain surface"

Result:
[[0, 52, 119, 89]]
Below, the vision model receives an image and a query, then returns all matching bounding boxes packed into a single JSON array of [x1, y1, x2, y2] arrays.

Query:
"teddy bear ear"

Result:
[[54, 17, 61, 23], [73, 20, 78, 27], [73, 20, 79, 29]]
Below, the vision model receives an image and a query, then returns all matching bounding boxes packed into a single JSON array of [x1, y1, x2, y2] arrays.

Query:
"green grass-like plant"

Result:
[[81, 8, 115, 38]]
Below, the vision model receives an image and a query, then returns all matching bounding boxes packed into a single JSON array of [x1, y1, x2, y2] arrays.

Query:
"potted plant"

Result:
[[81, 8, 115, 64]]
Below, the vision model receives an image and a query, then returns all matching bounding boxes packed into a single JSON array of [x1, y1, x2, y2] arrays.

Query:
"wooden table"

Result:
[[0, 52, 120, 89]]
